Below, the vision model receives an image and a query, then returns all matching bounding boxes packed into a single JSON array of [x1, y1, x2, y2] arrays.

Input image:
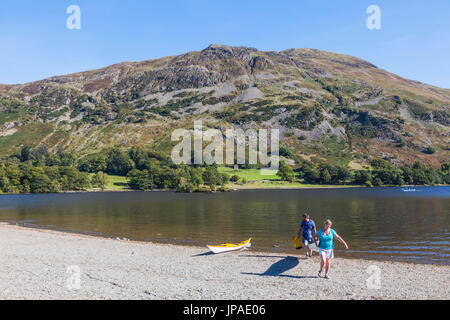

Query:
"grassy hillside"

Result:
[[0, 45, 448, 171]]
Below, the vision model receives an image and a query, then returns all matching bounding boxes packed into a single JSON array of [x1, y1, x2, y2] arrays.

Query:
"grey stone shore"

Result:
[[0, 223, 448, 300]]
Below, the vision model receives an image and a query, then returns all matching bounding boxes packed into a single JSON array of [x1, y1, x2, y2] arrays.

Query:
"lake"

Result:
[[0, 186, 449, 265]]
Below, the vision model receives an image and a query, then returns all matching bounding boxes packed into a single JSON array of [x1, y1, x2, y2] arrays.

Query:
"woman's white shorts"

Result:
[[319, 248, 334, 259]]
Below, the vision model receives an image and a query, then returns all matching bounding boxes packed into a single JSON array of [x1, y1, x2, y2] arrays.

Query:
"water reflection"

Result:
[[0, 186, 449, 264]]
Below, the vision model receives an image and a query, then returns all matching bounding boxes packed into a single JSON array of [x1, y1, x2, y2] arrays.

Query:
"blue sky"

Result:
[[1, 0, 449, 88]]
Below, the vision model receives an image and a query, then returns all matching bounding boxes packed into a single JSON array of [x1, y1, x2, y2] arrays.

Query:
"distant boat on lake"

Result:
[[402, 187, 417, 192]]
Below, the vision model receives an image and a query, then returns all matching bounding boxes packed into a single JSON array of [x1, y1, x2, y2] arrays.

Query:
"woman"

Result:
[[315, 219, 348, 279], [297, 213, 316, 258]]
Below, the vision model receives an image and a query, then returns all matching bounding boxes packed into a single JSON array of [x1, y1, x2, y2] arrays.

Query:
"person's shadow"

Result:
[[241, 255, 317, 279]]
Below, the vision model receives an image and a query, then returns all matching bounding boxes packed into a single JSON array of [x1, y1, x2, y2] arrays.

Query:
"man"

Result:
[[297, 213, 316, 258]]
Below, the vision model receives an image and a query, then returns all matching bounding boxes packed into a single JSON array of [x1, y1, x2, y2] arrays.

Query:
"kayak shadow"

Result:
[[241, 256, 317, 279], [192, 248, 252, 257], [191, 251, 216, 257]]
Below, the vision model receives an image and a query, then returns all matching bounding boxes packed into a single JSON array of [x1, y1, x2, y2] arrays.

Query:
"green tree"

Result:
[[59, 167, 90, 191], [277, 161, 296, 182], [335, 166, 350, 184], [353, 170, 373, 186], [298, 161, 320, 184], [202, 166, 220, 191], [106, 148, 134, 175], [423, 146, 436, 154], [0, 167, 10, 192], [188, 167, 204, 188], [220, 173, 231, 186], [4, 164, 21, 191], [29, 167, 53, 193], [279, 145, 293, 158], [230, 175, 240, 182], [127, 169, 151, 190], [91, 171, 109, 191], [412, 162, 430, 185], [320, 168, 332, 184], [441, 163, 450, 184], [371, 159, 404, 186], [20, 146, 32, 162], [441, 162, 450, 173], [401, 165, 414, 185], [78, 154, 108, 173], [33, 144, 49, 165], [373, 178, 383, 187]]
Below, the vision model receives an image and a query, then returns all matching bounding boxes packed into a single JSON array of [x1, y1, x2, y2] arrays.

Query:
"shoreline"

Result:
[[7, 220, 448, 267], [1, 184, 448, 196], [0, 185, 363, 195], [0, 223, 448, 300]]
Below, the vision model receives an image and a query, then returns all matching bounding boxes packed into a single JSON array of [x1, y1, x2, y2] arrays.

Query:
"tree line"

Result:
[[277, 158, 450, 186], [0, 144, 108, 193], [0, 146, 230, 194], [0, 144, 448, 194]]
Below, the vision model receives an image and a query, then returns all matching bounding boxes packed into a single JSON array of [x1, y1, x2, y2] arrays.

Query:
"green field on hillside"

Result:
[[88, 174, 129, 191], [218, 167, 360, 189], [218, 167, 281, 182]]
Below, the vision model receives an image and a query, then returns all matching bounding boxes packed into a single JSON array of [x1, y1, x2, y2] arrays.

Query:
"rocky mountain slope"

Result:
[[0, 44, 449, 168]]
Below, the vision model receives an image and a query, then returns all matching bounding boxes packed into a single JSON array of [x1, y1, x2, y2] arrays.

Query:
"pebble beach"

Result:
[[0, 223, 448, 300]]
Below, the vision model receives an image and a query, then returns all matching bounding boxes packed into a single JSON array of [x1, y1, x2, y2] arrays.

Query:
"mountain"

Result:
[[0, 44, 449, 168]]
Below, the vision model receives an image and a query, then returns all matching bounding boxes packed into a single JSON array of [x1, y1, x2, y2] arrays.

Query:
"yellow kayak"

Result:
[[207, 238, 252, 254]]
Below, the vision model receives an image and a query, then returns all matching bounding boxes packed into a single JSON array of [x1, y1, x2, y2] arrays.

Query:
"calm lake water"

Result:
[[0, 187, 449, 265]]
